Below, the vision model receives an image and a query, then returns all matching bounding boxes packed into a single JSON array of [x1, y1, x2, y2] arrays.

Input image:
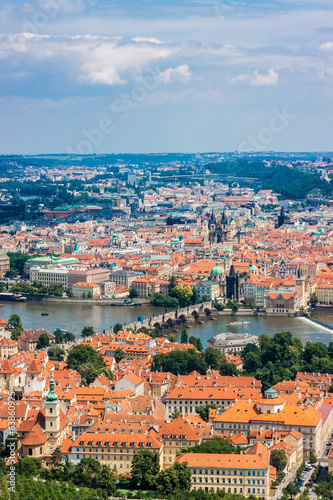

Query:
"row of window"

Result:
[[192, 469, 265, 477], [193, 478, 265, 485], [192, 487, 266, 496]]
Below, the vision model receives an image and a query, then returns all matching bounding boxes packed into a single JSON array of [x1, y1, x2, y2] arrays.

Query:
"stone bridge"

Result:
[[126, 301, 217, 332]]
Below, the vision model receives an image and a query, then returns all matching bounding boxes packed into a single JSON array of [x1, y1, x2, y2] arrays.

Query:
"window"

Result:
[[29, 448, 32, 456]]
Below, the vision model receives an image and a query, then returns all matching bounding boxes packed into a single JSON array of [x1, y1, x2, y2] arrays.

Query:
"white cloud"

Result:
[[319, 42, 333, 51], [157, 64, 191, 84], [232, 68, 279, 86], [132, 37, 163, 44]]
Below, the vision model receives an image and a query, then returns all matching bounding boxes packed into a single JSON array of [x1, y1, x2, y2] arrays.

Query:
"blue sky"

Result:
[[1, 0, 333, 154]]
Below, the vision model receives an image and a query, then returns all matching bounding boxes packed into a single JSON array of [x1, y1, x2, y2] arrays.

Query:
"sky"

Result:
[[1, 0, 333, 154]]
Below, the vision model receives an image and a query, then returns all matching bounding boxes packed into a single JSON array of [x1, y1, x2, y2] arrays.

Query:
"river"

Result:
[[1, 302, 333, 347]]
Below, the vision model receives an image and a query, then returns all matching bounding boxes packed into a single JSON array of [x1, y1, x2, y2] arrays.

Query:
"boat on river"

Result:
[[228, 320, 250, 326]]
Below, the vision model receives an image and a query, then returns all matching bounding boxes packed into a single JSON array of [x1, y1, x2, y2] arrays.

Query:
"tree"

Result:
[[154, 462, 191, 495], [81, 326, 95, 338], [8, 313, 23, 331], [309, 452, 317, 464], [168, 333, 176, 343], [155, 349, 208, 375], [243, 351, 262, 373], [114, 348, 126, 363], [310, 294, 318, 306], [131, 449, 160, 489], [219, 357, 238, 376], [98, 464, 116, 495], [113, 323, 123, 335], [67, 289, 75, 298], [75, 457, 101, 489], [196, 403, 217, 421], [171, 409, 182, 419], [82, 292, 86, 299], [66, 345, 107, 384], [270, 449, 287, 473], [285, 483, 300, 499], [189, 336, 203, 352], [181, 329, 188, 344], [36, 332, 50, 349], [191, 287, 198, 305], [231, 299, 239, 312], [87, 291, 93, 299], [48, 345, 65, 361], [129, 288, 138, 299], [204, 347, 222, 370], [11, 326, 22, 340]]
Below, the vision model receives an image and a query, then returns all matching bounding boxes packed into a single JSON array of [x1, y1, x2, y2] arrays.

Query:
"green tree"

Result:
[[219, 356, 238, 376], [243, 351, 262, 373], [310, 294, 318, 306], [129, 288, 138, 299], [67, 289, 75, 298], [270, 449, 287, 473], [154, 461, 191, 495], [8, 313, 23, 331], [82, 292, 86, 299], [66, 345, 107, 384], [113, 323, 123, 335], [48, 345, 65, 361], [131, 449, 160, 489], [285, 482, 300, 499], [171, 409, 182, 419], [114, 348, 126, 363], [181, 329, 188, 344], [36, 332, 50, 349], [168, 333, 177, 343], [81, 326, 95, 338], [196, 403, 217, 421], [309, 452, 317, 464], [204, 347, 222, 370], [87, 291, 93, 299], [98, 464, 116, 495]]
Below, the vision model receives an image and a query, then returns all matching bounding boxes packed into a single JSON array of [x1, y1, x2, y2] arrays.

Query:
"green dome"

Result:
[[249, 264, 258, 272], [211, 264, 225, 275]]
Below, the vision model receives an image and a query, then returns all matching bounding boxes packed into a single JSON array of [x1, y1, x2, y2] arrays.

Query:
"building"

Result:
[[18, 329, 55, 351], [194, 280, 221, 301], [114, 373, 144, 397], [66, 429, 163, 472], [213, 389, 322, 458], [72, 282, 100, 298], [67, 269, 111, 289], [0, 254, 10, 278], [226, 265, 240, 300], [315, 284, 333, 305], [19, 378, 70, 459], [29, 266, 68, 288], [265, 291, 298, 315], [110, 270, 139, 288], [176, 441, 271, 498], [0, 336, 18, 358], [207, 333, 260, 355]]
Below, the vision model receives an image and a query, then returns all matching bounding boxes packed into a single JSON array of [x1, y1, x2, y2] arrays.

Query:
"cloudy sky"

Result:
[[1, 0, 333, 154]]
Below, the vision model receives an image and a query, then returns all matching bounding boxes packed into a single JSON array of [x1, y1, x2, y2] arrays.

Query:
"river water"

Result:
[[1, 301, 333, 347]]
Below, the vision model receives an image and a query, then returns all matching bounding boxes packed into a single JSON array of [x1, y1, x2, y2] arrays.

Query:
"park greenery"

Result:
[[151, 329, 333, 390], [66, 344, 112, 385], [179, 436, 241, 455], [10, 280, 64, 297], [0, 453, 263, 500]]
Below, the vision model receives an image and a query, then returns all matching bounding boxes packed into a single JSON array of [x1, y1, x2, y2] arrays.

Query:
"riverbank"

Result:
[[21, 294, 150, 305]]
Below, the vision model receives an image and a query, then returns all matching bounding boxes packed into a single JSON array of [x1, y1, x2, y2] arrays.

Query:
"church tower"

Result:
[[45, 378, 60, 443]]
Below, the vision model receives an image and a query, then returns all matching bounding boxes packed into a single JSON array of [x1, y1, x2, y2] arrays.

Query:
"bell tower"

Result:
[[45, 377, 60, 437]]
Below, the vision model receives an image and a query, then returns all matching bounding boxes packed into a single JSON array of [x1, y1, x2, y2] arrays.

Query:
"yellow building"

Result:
[[315, 284, 333, 305], [0, 336, 18, 358], [176, 441, 271, 498]]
